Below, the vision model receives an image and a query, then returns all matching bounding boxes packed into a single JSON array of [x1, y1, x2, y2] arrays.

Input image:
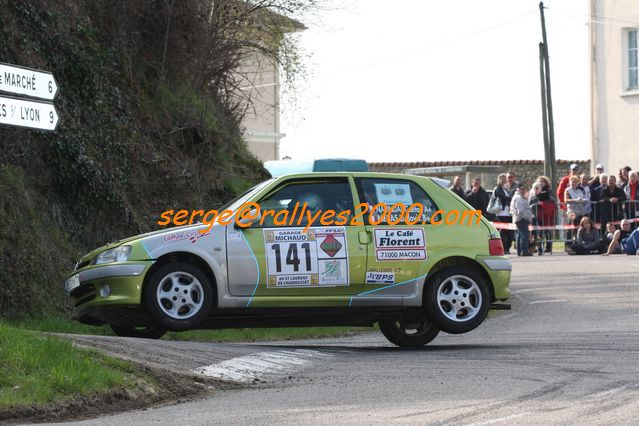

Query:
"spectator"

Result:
[[618, 166, 631, 190], [557, 163, 580, 207], [572, 217, 604, 255], [465, 177, 489, 213], [565, 176, 588, 244], [528, 182, 543, 255], [624, 171, 639, 224], [589, 164, 605, 187], [601, 175, 626, 226], [536, 175, 553, 202], [510, 183, 534, 257], [604, 219, 634, 255], [450, 175, 466, 200], [493, 174, 514, 254], [593, 173, 609, 225], [535, 176, 555, 254], [619, 226, 639, 255], [506, 171, 519, 194], [580, 173, 593, 218], [604, 222, 617, 249]]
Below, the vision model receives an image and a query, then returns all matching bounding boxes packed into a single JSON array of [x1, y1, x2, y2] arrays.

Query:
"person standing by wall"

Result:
[[589, 164, 605, 188], [494, 174, 514, 254], [535, 175, 555, 254], [618, 166, 631, 190], [510, 183, 534, 257], [450, 175, 466, 201], [624, 171, 639, 228], [601, 175, 627, 226], [465, 177, 489, 213], [557, 163, 581, 206]]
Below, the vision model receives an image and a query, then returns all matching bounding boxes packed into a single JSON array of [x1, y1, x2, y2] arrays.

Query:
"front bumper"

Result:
[[65, 261, 153, 324]]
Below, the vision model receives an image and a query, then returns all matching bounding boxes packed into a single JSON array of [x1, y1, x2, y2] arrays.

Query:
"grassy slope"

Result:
[[0, 1, 268, 321], [0, 324, 139, 408]]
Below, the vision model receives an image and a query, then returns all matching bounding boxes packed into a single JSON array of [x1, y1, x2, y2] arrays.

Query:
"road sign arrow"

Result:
[[0, 62, 59, 101], [0, 95, 59, 131]]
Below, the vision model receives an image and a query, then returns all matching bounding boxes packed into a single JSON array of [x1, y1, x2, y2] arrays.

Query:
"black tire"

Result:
[[424, 266, 490, 334], [144, 262, 214, 331], [378, 317, 440, 347], [110, 324, 167, 339]]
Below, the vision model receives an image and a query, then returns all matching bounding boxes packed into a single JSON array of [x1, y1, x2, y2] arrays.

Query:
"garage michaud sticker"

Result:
[[264, 227, 349, 288], [374, 228, 426, 261]]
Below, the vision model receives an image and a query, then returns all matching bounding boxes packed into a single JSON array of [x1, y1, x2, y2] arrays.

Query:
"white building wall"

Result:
[[236, 52, 284, 162], [591, 0, 639, 173]]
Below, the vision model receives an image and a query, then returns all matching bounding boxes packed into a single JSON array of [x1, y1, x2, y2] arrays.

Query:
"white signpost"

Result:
[[0, 63, 58, 101], [0, 62, 59, 131], [0, 95, 59, 131]]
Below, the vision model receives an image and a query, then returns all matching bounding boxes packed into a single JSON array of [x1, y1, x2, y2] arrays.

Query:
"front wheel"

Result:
[[378, 317, 440, 347], [110, 324, 167, 339], [144, 262, 214, 331], [424, 266, 490, 334]]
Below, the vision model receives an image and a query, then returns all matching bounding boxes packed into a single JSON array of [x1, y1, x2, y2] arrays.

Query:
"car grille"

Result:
[[71, 284, 96, 307]]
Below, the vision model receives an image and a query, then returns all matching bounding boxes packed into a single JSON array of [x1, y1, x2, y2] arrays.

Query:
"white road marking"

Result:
[[194, 349, 332, 383], [528, 299, 568, 304]]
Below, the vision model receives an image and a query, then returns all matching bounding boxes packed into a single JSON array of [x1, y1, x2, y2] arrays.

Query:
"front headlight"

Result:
[[95, 245, 132, 265]]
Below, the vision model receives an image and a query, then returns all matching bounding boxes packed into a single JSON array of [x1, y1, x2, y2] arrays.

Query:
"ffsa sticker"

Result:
[[374, 228, 426, 261], [264, 227, 349, 288]]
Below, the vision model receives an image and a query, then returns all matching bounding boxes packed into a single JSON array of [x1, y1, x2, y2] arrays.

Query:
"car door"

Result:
[[352, 177, 445, 305], [227, 176, 367, 306]]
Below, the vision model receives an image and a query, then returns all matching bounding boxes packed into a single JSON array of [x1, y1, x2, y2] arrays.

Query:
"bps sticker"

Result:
[[374, 228, 426, 261], [365, 271, 395, 284]]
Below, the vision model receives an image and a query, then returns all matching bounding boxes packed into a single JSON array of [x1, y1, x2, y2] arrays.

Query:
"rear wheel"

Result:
[[424, 266, 490, 334], [378, 317, 440, 347], [110, 324, 167, 339], [144, 262, 214, 331]]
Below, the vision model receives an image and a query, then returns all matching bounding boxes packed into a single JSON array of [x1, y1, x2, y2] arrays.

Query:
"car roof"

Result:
[[269, 171, 433, 182]]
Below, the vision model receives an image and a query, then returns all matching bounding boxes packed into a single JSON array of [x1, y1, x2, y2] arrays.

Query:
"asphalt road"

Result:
[[55, 254, 639, 425]]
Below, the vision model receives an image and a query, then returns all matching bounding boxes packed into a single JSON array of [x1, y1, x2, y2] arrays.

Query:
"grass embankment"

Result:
[[9, 317, 373, 342], [0, 324, 138, 409]]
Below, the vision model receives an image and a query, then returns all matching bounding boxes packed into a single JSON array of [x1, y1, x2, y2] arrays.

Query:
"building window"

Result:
[[629, 29, 638, 90]]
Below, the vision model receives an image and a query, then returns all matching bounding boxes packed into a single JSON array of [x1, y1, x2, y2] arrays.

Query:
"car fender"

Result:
[[139, 226, 227, 300]]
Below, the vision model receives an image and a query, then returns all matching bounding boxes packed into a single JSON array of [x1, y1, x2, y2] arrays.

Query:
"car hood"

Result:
[[79, 223, 211, 262]]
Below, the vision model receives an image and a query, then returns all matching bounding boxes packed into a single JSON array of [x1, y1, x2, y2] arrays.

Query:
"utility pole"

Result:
[[539, 1, 557, 190], [539, 42, 550, 178]]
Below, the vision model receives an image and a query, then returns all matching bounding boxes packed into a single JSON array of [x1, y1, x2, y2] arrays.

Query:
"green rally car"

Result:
[[64, 172, 511, 347]]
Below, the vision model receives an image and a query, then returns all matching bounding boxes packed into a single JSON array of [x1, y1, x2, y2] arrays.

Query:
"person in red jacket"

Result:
[[557, 163, 581, 209]]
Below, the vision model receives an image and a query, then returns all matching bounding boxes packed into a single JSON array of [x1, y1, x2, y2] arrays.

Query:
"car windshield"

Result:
[[218, 179, 273, 212]]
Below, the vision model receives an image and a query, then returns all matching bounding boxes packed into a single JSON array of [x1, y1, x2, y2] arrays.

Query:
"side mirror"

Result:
[[234, 210, 261, 229]]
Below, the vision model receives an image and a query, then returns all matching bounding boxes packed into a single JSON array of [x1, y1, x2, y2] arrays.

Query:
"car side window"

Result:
[[355, 178, 439, 225], [257, 178, 355, 227]]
